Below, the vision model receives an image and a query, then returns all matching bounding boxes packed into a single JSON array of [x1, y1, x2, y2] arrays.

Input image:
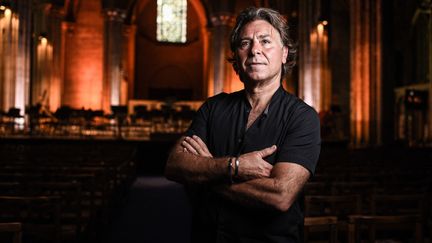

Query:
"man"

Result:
[[165, 7, 321, 243]]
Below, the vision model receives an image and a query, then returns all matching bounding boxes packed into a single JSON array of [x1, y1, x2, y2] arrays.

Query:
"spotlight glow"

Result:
[[40, 36, 47, 45], [4, 8, 11, 17]]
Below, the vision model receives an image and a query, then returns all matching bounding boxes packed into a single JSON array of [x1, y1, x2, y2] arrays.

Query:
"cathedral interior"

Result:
[[0, 0, 431, 242]]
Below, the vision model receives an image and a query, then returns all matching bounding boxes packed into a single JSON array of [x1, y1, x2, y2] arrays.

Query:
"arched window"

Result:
[[156, 0, 187, 43]]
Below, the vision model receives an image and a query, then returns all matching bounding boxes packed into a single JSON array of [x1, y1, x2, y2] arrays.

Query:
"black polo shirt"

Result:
[[185, 85, 321, 243]]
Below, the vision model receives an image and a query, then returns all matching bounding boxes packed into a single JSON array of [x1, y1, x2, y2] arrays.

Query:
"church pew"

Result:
[[348, 215, 422, 243], [0, 222, 22, 243], [304, 216, 338, 243]]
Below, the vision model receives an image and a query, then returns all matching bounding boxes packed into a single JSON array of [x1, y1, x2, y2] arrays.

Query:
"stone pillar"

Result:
[[46, 5, 65, 111], [208, 13, 235, 96], [0, 4, 21, 113], [61, 20, 75, 106], [62, 0, 104, 110], [123, 24, 136, 103], [31, 2, 65, 111], [426, 1, 432, 144], [31, 3, 47, 105], [349, 0, 382, 147], [103, 8, 126, 111], [16, 0, 32, 114], [298, 0, 331, 113]]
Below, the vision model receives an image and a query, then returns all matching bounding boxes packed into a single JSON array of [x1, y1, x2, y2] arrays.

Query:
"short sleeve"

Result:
[[185, 101, 209, 144], [277, 104, 321, 175]]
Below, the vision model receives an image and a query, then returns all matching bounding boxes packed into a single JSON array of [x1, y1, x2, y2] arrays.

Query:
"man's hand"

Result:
[[178, 136, 310, 211], [182, 135, 274, 181], [236, 146, 275, 181], [181, 135, 213, 158]]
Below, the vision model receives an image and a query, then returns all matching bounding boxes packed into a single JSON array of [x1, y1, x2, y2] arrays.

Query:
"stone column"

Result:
[[0, 4, 21, 113], [123, 24, 136, 104], [46, 5, 65, 111], [16, 0, 33, 114], [31, 3, 53, 107], [425, 1, 432, 144], [61, 0, 104, 110], [208, 13, 235, 96], [349, 0, 382, 147], [61, 20, 75, 106], [298, 0, 331, 113], [103, 8, 126, 111]]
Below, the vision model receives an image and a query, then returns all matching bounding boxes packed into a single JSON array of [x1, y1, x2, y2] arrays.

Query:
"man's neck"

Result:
[[244, 79, 280, 111]]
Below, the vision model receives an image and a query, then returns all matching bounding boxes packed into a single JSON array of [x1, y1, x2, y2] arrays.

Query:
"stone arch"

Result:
[[128, 0, 209, 100]]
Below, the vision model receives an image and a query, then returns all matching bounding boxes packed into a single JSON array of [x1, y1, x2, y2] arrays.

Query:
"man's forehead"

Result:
[[240, 20, 279, 38]]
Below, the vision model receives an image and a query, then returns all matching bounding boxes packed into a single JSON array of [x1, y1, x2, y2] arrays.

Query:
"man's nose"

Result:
[[249, 40, 261, 55]]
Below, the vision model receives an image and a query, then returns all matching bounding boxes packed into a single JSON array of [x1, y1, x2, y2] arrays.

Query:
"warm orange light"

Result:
[[0, 5, 6, 11], [62, 0, 104, 111], [317, 23, 324, 35], [230, 72, 243, 93], [74, 56, 103, 109], [301, 27, 330, 113], [40, 36, 47, 46], [350, 0, 382, 147], [4, 8, 11, 18], [321, 20, 328, 26]]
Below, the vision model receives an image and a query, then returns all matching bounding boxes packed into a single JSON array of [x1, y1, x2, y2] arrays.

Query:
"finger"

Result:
[[182, 139, 198, 155], [192, 135, 211, 154], [184, 147, 196, 154], [183, 147, 194, 154], [265, 164, 273, 174], [186, 136, 205, 154], [184, 136, 213, 157], [258, 145, 277, 158]]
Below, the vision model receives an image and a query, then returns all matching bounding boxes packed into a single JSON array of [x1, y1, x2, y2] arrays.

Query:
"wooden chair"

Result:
[[303, 182, 331, 196], [305, 195, 362, 219], [0, 222, 22, 243], [369, 194, 426, 216], [304, 216, 338, 243], [369, 193, 428, 235], [348, 215, 423, 243], [330, 182, 377, 198], [0, 196, 61, 243], [304, 195, 362, 242]]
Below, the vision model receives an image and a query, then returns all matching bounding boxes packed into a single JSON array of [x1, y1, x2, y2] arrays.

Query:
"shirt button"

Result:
[[238, 138, 242, 143]]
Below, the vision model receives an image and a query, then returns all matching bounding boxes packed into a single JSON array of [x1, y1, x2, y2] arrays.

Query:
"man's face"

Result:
[[236, 20, 288, 84]]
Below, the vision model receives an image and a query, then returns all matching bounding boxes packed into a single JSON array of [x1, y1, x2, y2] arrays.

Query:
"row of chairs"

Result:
[[1, 105, 196, 138], [305, 214, 423, 243], [303, 147, 432, 242], [0, 142, 137, 243]]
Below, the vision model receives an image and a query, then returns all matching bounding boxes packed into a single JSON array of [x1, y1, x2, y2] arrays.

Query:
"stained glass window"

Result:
[[157, 0, 187, 43]]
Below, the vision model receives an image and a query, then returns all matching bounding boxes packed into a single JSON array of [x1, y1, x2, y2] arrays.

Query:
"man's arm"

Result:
[[165, 135, 274, 185], [215, 162, 310, 212], [182, 135, 310, 212], [164, 136, 229, 185]]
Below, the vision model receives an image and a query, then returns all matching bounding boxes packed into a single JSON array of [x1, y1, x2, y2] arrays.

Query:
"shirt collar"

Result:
[[242, 85, 285, 117]]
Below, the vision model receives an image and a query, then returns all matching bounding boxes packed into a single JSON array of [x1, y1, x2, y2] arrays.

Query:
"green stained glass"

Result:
[[157, 0, 187, 43]]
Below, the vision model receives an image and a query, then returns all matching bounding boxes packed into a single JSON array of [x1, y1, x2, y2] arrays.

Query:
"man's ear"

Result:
[[282, 46, 288, 64]]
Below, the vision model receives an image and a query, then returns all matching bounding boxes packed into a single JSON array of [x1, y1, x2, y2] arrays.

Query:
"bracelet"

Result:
[[227, 157, 234, 184], [234, 157, 239, 177]]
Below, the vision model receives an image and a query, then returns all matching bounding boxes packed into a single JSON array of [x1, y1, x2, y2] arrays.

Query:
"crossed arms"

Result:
[[164, 135, 311, 212]]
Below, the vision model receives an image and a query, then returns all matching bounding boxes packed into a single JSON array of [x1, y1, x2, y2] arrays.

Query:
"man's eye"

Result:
[[262, 39, 271, 44], [240, 41, 250, 48]]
